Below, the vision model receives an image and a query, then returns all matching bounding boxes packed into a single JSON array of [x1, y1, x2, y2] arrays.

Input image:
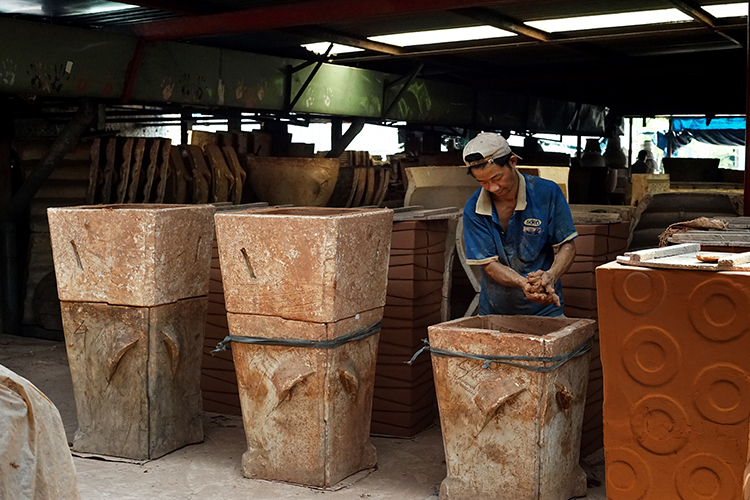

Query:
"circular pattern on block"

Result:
[[622, 327, 681, 386], [613, 271, 665, 315], [630, 395, 690, 454], [675, 453, 738, 500], [607, 448, 650, 500], [694, 363, 750, 424], [688, 279, 750, 342]]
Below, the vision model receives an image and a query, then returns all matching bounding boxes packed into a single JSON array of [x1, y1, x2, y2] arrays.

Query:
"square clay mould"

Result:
[[215, 207, 393, 323], [428, 315, 596, 500], [48, 204, 216, 306]]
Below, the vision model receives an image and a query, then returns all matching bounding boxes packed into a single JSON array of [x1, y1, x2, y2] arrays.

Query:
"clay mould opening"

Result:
[[448, 315, 581, 336], [60, 203, 197, 211], [242, 207, 385, 217]]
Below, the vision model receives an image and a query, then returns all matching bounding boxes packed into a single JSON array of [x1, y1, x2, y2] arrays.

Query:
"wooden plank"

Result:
[[718, 251, 750, 268], [99, 138, 117, 204], [126, 139, 147, 203], [222, 146, 246, 205], [393, 207, 461, 222], [204, 144, 234, 204], [184, 145, 211, 204], [622, 243, 701, 264], [142, 139, 161, 203], [86, 138, 101, 204], [115, 138, 134, 204], [154, 139, 172, 203], [572, 213, 622, 225], [671, 231, 750, 243]]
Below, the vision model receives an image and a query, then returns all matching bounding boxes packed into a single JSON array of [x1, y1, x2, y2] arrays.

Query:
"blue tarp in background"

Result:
[[657, 116, 746, 152]]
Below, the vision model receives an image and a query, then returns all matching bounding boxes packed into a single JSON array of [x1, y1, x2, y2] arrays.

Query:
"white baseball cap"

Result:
[[463, 132, 517, 167]]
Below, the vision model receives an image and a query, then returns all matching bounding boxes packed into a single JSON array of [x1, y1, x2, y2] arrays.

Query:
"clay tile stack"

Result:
[[47, 204, 215, 461], [371, 219, 446, 437], [563, 218, 631, 457]]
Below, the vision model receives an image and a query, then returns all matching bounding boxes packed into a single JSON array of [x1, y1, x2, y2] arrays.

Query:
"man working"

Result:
[[462, 132, 577, 317]]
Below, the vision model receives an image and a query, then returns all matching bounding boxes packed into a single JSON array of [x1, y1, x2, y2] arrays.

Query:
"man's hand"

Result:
[[523, 270, 561, 307]]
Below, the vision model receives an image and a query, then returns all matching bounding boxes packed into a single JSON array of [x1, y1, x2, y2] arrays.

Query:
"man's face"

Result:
[[471, 158, 517, 200]]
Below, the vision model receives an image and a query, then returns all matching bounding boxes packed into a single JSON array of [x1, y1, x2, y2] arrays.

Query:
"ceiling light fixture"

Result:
[[368, 25, 515, 47], [301, 42, 364, 55], [703, 2, 749, 18], [526, 8, 693, 32]]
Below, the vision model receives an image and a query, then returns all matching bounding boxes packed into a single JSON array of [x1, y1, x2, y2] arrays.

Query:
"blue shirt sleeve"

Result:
[[547, 183, 577, 246], [463, 193, 499, 264]]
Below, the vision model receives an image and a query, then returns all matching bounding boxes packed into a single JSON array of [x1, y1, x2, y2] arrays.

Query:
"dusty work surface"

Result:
[[0, 333, 606, 500]]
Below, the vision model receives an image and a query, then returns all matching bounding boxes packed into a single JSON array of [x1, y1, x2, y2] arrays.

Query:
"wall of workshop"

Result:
[[0, 17, 605, 135]]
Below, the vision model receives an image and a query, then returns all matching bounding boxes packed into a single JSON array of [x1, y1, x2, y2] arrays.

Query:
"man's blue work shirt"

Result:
[[463, 170, 577, 316]]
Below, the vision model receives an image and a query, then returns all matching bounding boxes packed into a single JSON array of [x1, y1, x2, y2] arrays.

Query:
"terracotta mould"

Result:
[[48, 204, 215, 306], [244, 157, 340, 207], [228, 308, 382, 487], [597, 262, 750, 500], [215, 207, 393, 323], [61, 297, 207, 460], [428, 315, 595, 500]]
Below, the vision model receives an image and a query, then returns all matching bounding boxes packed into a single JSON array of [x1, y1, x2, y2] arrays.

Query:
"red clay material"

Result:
[[597, 261, 750, 500]]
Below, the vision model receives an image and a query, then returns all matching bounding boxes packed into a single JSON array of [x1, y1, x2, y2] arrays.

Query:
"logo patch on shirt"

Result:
[[524, 218, 542, 227], [523, 218, 542, 235]]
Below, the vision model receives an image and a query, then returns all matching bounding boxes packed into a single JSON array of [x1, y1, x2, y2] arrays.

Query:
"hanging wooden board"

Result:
[[142, 139, 161, 203], [115, 138, 134, 204], [154, 139, 172, 203], [166, 146, 191, 204], [86, 138, 102, 205], [222, 146, 246, 205], [184, 145, 211, 204], [99, 138, 117, 204], [204, 144, 234, 203]]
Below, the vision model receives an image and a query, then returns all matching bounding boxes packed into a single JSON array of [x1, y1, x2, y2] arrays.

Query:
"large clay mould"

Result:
[[48, 203, 216, 306], [428, 315, 595, 500], [62, 297, 207, 460], [597, 262, 750, 500], [245, 157, 340, 207], [229, 308, 382, 487], [215, 207, 393, 322]]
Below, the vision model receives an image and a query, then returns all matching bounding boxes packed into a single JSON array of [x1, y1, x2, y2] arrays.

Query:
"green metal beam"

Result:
[[0, 17, 605, 132]]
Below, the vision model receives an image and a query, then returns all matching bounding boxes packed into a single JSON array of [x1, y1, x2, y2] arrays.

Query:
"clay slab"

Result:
[[48, 204, 215, 306]]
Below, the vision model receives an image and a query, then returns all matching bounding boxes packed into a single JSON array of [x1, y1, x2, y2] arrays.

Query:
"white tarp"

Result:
[[0, 364, 80, 500]]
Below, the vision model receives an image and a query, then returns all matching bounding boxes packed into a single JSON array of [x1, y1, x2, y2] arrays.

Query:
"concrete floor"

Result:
[[0, 333, 606, 500]]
